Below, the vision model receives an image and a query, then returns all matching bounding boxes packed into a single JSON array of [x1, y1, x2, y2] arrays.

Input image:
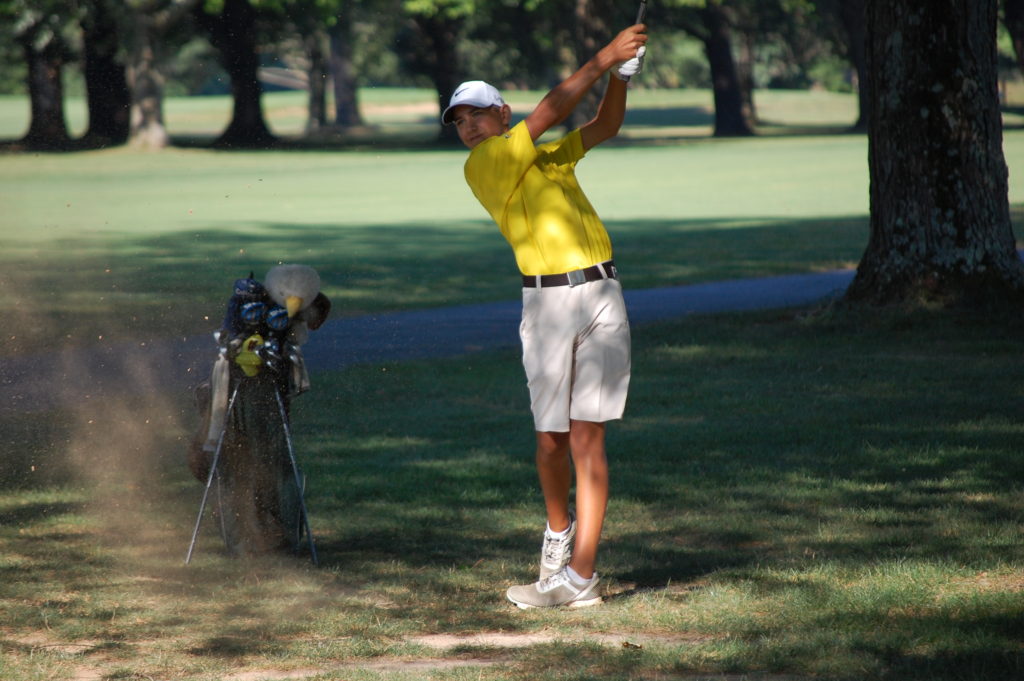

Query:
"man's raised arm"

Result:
[[523, 24, 647, 142]]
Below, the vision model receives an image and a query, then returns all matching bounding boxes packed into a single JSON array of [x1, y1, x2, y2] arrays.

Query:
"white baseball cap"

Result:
[[442, 81, 505, 125]]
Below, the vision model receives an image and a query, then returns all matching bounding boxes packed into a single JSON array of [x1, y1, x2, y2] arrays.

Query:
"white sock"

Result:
[[546, 521, 570, 538], [566, 565, 592, 584]]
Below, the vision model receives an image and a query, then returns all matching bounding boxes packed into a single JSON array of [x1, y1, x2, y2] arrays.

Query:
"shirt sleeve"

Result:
[[464, 121, 538, 222], [536, 128, 586, 169]]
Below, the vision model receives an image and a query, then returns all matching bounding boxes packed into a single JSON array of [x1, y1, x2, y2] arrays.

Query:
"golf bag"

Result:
[[186, 270, 328, 564]]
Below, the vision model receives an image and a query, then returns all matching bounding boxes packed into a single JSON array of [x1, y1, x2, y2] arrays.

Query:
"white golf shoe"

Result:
[[539, 512, 576, 580], [506, 566, 602, 609]]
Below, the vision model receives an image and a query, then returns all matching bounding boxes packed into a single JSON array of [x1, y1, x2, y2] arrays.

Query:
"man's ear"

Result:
[[500, 104, 512, 129]]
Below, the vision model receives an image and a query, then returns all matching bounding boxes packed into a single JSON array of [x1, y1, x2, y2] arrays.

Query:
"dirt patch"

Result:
[[7, 628, 717, 680], [409, 630, 713, 650], [217, 631, 716, 680], [951, 571, 1024, 593], [5, 632, 123, 681], [226, 659, 501, 680]]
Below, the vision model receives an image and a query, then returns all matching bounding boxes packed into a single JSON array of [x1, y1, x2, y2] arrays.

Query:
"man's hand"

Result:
[[615, 45, 647, 81], [602, 24, 648, 73]]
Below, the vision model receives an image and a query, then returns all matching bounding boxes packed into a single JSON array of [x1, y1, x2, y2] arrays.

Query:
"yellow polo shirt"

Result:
[[464, 120, 613, 276]]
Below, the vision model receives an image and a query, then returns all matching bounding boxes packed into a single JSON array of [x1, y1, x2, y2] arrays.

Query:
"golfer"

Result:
[[442, 22, 647, 608]]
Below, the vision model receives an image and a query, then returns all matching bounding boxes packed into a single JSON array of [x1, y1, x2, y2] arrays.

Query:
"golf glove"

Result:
[[615, 45, 646, 81]]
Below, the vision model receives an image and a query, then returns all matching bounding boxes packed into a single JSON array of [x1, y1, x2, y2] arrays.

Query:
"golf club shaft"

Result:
[[276, 389, 319, 566]]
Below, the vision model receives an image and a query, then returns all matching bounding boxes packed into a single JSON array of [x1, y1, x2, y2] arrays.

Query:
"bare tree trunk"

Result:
[[20, 34, 70, 149], [846, 0, 1024, 307], [128, 16, 170, 150], [305, 28, 329, 135], [329, 11, 364, 128], [193, 0, 275, 148], [736, 31, 757, 125], [566, 0, 612, 131], [702, 4, 754, 137], [409, 13, 462, 143], [81, 0, 131, 148], [127, 1, 198, 149]]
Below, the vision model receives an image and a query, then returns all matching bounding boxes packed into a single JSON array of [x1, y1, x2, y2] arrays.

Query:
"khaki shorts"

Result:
[[520, 277, 631, 432]]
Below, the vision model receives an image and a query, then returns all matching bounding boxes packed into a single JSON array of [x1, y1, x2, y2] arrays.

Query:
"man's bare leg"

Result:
[[565, 420, 607, 579], [535, 421, 607, 579], [535, 430, 572, 533]]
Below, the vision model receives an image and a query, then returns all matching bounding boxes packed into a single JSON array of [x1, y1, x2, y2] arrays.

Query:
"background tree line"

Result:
[[3, 0, 1024, 150], [6, 0, 1021, 150]]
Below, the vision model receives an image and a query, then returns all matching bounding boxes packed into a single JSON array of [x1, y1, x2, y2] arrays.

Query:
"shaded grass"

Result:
[[0, 213, 871, 357], [2, 307, 1024, 680]]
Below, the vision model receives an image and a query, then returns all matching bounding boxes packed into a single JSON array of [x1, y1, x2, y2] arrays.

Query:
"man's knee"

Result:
[[569, 420, 606, 454], [536, 431, 570, 460]]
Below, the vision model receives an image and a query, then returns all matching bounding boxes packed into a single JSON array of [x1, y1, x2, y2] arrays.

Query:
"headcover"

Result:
[[223, 275, 267, 335]]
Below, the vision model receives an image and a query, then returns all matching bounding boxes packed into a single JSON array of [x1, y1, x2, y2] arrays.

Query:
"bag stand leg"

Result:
[[275, 390, 319, 566], [185, 385, 240, 565]]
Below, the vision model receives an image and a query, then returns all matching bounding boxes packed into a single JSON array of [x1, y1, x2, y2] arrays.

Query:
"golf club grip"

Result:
[[635, 0, 647, 25]]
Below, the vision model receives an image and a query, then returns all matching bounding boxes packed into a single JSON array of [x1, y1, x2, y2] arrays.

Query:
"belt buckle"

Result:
[[566, 269, 586, 287]]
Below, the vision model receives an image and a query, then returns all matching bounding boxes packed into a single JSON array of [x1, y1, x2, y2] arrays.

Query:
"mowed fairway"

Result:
[[0, 133, 885, 355], [2, 90, 1024, 680]]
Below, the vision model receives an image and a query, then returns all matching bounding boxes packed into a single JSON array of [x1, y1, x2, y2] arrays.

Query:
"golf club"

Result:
[[621, 1, 648, 82]]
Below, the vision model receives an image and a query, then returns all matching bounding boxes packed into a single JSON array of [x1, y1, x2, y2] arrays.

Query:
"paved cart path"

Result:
[[2, 269, 855, 415]]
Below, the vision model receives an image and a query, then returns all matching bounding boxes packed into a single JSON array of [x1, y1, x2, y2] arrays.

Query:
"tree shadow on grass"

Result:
[[0, 501, 83, 527], [0, 413, 77, 490], [1, 213, 876, 360], [0, 500, 110, 604], [623, 106, 714, 128], [883, 647, 1024, 681], [187, 633, 288, 658]]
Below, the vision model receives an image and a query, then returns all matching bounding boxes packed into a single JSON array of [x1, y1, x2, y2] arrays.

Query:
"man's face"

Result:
[[451, 104, 510, 149]]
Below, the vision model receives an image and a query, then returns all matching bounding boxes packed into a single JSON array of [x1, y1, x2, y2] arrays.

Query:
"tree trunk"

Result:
[[128, 14, 170, 150], [736, 31, 758, 125], [839, 0, 869, 132], [566, 0, 611, 131], [81, 0, 131, 148], [410, 13, 462, 143], [329, 11, 364, 128], [702, 5, 754, 137], [305, 28, 329, 135], [194, 0, 275, 148], [845, 0, 1024, 307], [126, 1, 198, 150], [20, 34, 70, 149]]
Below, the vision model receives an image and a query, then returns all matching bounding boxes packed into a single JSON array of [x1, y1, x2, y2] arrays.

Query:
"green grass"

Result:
[[0, 125, 886, 356], [2, 309, 1024, 680], [4, 126, 1024, 356]]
